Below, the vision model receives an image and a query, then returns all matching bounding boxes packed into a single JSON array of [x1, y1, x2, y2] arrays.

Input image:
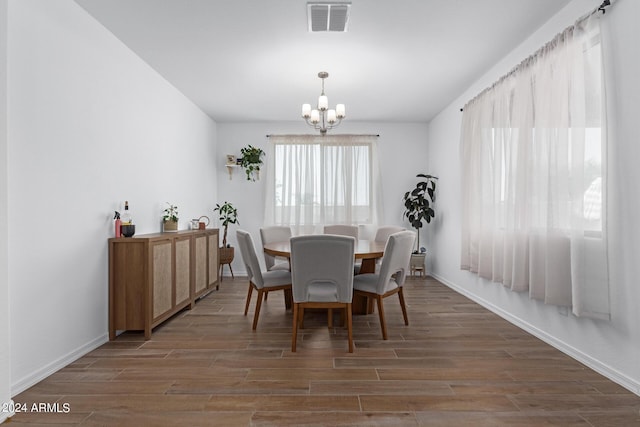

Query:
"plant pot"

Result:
[[410, 253, 426, 277], [163, 219, 178, 232], [219, 246, 235, 264]]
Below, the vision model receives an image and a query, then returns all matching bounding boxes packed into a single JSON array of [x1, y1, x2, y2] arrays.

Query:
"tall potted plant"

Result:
[[403, 174, 438, 253], [214, 201, 239, 266], [239, 145, 265, 181]]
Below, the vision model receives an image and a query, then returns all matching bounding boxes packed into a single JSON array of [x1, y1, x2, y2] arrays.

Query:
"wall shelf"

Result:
[[225, 164, 238, 180]]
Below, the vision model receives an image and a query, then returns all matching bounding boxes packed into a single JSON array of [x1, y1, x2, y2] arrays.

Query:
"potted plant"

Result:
[[239, 145, 265, 181], [214, 201, 239, 267], [162, 202, 179, 232], [403, 174, 438, 253]]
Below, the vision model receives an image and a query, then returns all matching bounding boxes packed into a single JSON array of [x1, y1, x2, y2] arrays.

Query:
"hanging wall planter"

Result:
[[239, 145, 265, 181]]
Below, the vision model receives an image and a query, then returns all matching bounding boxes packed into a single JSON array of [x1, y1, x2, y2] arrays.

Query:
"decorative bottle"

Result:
[[120, 201, 136, 237], [121, 201, 132, 225]]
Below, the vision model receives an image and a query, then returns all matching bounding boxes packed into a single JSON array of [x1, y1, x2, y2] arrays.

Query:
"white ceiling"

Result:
[[75, 0, 573, 123]]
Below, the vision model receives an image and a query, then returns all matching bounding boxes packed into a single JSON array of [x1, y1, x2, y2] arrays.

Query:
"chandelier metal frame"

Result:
[[301, 71, 345, 135]]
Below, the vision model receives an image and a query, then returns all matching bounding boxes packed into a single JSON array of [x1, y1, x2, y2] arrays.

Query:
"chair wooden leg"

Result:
[[346, 303, 353, 353], [299, 307, 305, 329], [264, 293, 268, 301], [327, 308, 333, 328], [244, 283, 253, 316], [291, 303, 299, 352], [252, 289, 264, 330], [229, 264, 234, 279], [376, 295, 388, 340], [398, 287, 409, 325]]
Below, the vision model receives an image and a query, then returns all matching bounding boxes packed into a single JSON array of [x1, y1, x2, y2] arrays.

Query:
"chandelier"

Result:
[[301, 71, 345, 135]]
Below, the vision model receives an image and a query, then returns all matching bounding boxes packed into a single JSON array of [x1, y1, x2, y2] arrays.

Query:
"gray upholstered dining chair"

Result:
[[324, 225, 359, 275], [352, 230, 415, 340], [290, 234, 356, 353], [323, 224, 359, 239], [355, 225, 406, 274], [374, 225, 406, 243], [260, 226, 292, 271], [236, 229, 292, 330]]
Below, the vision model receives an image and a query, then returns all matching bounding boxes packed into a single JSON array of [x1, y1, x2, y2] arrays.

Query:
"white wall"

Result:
[[216, 121, 429, 274], [7, 0, 218, 395], [0, 0, 10, 422], [427, 0, 640, 394]]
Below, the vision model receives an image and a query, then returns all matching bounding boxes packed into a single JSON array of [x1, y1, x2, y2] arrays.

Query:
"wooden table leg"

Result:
[[352, 293, 370, 314], [358, 258, 377, 274]]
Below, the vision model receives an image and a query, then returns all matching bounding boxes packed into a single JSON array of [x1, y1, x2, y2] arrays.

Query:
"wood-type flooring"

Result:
[[8, 276, 640, 426]]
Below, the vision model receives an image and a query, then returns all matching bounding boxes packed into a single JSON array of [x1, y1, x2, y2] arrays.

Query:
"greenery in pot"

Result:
[[162, 202, 179, 231], [214, 201, 238, 247], [239, 145, 265, 181], [403, 174, 438, 253], [162, 203, 179, 222]]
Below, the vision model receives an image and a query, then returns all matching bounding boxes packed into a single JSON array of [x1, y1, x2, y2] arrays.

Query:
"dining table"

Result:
[[263, 239, 386, 314]]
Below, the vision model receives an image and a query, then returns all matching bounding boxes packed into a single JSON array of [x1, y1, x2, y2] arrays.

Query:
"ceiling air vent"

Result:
[[307, 2, 351, 32]]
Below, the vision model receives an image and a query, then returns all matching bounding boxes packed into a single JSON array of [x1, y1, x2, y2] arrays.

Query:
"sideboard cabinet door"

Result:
[[208, 230, 220, 290], [151, 239, 173, 320], [194, 234, 208, 296], [194, 229, 219, 299], [175, 236, 192, 307]]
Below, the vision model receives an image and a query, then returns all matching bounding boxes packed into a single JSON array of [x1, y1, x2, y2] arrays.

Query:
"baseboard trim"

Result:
[[11, 334, 108, 397], [221, 269, 247, 278], [430, 272, 640, 397]]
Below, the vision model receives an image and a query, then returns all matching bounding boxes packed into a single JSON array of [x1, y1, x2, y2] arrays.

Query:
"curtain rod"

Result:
[[459, 0, 613, 112], [265, 134, 380, 137], [597, 0, 611, 14]]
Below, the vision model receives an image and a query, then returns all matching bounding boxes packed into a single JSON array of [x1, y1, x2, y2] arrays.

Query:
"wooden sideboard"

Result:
[[108, 228, 219, 340]]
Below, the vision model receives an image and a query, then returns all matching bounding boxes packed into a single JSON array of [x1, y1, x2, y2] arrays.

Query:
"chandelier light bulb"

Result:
[[301, 71, 345, 135], [302, 104, 311, 118], [310, 109, 320, 124], [318, 95, 328, 111], [327, 109, 337, 124]]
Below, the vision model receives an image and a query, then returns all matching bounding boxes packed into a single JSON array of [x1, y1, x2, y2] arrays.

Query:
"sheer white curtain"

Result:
[[264, 135, 382, 236], [460, 13, 610, 319]]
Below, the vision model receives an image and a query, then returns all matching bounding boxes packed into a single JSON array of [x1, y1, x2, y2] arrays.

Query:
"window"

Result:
[[264, 135, 381, 235]]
